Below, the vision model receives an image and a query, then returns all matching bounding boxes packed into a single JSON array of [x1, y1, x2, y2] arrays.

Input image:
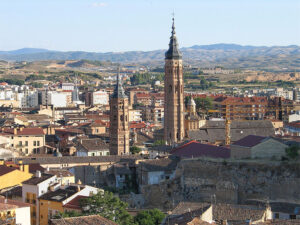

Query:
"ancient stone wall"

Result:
[[140, 158, 300, 210]]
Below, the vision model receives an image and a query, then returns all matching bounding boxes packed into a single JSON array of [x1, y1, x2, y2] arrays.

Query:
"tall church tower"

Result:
[[109, 72, 130, 155], [164, 18, 184, 145]]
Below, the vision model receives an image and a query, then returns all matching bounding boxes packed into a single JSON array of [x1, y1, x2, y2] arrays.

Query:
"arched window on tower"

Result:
[[120, 115, 124, 121]]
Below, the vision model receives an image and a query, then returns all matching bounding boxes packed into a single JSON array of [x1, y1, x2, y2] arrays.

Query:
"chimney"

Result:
[[36, 170, 41, 178], [20, 127, 24, 132], [13, 128, 17, 135]]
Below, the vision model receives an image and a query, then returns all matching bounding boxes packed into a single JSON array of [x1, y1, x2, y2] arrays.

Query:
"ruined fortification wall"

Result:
[[141, 158, 300, 210]]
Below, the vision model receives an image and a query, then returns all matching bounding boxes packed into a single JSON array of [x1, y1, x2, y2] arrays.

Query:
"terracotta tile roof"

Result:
[[0, 165, 17, 176], [22, 173, 54, 185], [0, 196, 30, 209], [171, 202, 210, 215], [130, 121, 147, 129], [15, 155, 143, 165], [28, 163, 45, 173], [46, 169, 74, 177], [55, 128, 84, 135], [212, 203, 266, 221], [232, 135, 267, 147], [63, 195, 87, 210], [171, 141, 230, 159], [139, 157, 179, 172], [216, 96, 268, 105], [50, 215, 117, 225], [136, 93, 150, 98], [79, 138, 109, 151], [0, 127, 45, 136]]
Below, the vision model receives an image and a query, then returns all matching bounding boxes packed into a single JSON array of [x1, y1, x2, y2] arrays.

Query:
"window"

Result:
[[290, 215, 296, 219], [33, 141, 36, 146], [25, 149, 28, 154], [37, 141, 40, 146], [275, 213, 279, 219], [19, 141, 22, 146], [169, 85, 172, 93], [25, 141, 28, 146]]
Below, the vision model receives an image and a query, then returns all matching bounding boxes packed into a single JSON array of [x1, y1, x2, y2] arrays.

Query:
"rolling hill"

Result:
[[0, 44, 299, 71]]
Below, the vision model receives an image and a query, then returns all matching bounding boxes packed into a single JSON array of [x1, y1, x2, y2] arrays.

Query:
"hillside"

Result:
[[0, 44, 299, 71]]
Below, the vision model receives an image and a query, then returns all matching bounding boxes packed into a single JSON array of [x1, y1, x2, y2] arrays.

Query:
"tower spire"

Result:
[[165, 15, 182, 60], [112, 67, 126, 98]]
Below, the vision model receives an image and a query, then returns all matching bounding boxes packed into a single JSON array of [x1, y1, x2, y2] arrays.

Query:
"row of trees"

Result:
[[58, 191, 165, 225], [130, 73, 164, 85]]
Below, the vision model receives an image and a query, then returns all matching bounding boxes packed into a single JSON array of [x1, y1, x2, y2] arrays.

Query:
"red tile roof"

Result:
[[216, 96, 268, 105], [232, 135, 267, 147], [130, 122, 147, 129], [136, 93, 150, 98], [0, 165, 17, 176], [63, 195, 87, 210], [171, 141, 230, 159], [0, 128, 45, 136]]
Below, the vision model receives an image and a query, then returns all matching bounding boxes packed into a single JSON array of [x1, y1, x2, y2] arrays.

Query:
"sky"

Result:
[[0, 0, 299, 52]]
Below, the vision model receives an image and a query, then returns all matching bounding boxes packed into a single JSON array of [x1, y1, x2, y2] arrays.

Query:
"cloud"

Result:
[[91, 2, 108, 8]]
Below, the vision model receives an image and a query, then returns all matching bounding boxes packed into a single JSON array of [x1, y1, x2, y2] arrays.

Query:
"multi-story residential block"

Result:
[[0, 128, 45, 155], [92, 90, 109, 105], [41, 91, 68, 107], [22, 172, 57, 225], [60, 83, 74, 91], [39, 184, 98, 225], [129, 108, 142, 122]]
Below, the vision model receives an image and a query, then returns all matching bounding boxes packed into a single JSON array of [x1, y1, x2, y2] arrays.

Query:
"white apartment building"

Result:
[[41, 91, 67, 107], [93, 90, 109, 105]]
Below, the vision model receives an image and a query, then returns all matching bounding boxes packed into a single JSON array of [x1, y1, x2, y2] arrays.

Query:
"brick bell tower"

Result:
[[164, 17, 184, 145], [109, 71, 130, 155]]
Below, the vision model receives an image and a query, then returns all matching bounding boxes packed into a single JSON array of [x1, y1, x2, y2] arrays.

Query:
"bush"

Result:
[[285, 145, 299, 159], [134, 208, 165, 225]]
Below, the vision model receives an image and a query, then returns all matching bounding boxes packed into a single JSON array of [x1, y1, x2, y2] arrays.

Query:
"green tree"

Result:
[[285, 145, 299, 159], [194, 97, 213, 112], [80, 191, 134, 225], [134, 208, 165, 225], [153, 140, 165, 146], [54, 210, 82, 219], [130, 146, 141, 154], [31, 82, 44, 88]]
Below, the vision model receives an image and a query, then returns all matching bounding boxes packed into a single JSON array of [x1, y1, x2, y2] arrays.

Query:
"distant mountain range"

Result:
[[0, 44, 300, 70]]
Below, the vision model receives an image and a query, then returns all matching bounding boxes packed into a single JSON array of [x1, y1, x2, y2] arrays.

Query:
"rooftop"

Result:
[[232, 135, 267, 147], [22, 173, 54, 185], [39, 186, 80, 202], [171, 141, 230, 159], [50, 215, 117, 225], [0, 127, 45, 136]]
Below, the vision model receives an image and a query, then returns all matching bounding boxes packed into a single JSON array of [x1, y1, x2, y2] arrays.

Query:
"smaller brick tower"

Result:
[[109, 71, 129, 155]]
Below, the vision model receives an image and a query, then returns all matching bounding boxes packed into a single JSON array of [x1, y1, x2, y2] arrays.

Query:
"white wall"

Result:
[[93, 90, 108, 105], [15, 206, 31, 225], [50, 92, 67, 107]]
